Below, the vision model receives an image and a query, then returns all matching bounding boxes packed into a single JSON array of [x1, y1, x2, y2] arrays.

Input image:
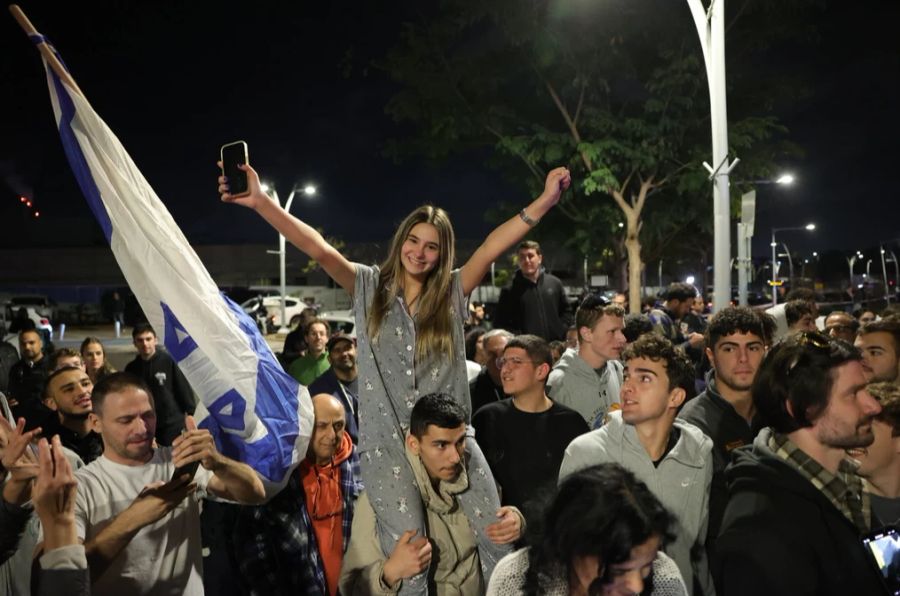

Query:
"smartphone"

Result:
[[863, 525, 900, 595], [171, 459, 201, 483], [220, 140, 249, 197]]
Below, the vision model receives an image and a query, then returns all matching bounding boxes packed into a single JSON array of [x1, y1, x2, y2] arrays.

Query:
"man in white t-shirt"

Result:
[[74, 372, 267, 595]]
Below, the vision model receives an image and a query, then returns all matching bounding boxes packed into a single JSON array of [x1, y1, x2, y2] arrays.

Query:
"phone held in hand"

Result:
[[863, 525, 900, 595], [171, 459, 200, 483], [220, 140, 249, 197]]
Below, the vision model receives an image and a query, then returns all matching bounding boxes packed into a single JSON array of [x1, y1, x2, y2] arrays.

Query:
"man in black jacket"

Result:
[[678, 306, 766, 542], [494, 241, 570, 341], [124, 323, 195, 445], [713, 331, 887, 595]]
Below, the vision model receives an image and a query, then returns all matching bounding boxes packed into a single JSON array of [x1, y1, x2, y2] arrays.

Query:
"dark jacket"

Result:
[[8, 357, 50, 429], [677, 374, 759, 542], [712, 428, 887, 596], [494, 269, 570, 341], [125, 349, 195, 446], [469, 368, 508, 418], [307, 368, 359, 444]]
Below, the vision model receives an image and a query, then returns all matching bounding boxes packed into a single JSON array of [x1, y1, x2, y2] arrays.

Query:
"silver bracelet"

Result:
[[519, 209, 539, 227]]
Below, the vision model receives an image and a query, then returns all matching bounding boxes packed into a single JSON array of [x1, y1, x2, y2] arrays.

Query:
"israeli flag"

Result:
[[37, 42, 312, 495]]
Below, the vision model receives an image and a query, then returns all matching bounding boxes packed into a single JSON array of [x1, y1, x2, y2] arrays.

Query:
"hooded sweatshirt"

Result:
[[340, 442, 485, 595], [546, 348, 623, 429], [301, 430, 355, 596], [713, 428, 887, 596], [559, 411, 714, 596]]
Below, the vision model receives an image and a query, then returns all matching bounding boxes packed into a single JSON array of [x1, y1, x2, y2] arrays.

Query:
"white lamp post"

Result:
[[687, 0, 737, 313], [262, 182, 317, 332], [770, 223, 814, 307]]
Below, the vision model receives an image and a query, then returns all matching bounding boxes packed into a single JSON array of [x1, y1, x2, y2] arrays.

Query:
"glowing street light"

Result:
[[263, 180, 319, 332], [775, 173, 795, 185]]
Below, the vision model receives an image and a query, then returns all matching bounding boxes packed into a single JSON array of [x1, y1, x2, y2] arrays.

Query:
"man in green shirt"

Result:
[[288, 319, 331, 385]]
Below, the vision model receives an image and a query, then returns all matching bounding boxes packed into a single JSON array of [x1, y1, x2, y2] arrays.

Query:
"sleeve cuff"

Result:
[[40, 544, 87, 570]]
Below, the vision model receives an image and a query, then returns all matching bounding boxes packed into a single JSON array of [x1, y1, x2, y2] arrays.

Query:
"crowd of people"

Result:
[[0, 162, 898, 595]]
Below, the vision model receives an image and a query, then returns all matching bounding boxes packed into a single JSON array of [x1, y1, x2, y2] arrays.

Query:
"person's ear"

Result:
[[668, 387, 686, 410], [406, 432, 420, 455], [88, 412, 101, 433], [43, 397, 58, 411]]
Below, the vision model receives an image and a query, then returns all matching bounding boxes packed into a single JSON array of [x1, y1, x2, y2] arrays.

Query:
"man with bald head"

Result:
[[236, 393, 362, 595]]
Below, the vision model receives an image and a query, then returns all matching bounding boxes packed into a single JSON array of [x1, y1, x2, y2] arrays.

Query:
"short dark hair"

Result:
[[575, 294, 625, 342], [523, 463, 675, 595], [305, 319, 329, 336], [859, 318, 900, 353], [753, 332, 861, 433], [44, 365, 85, 399], [91, 371, 155, 416], [622, 334, 695, 399], [663, 283, 696, 302], [623, 313, 653, 343], [464, 327, 487, 360], [869, 382, 900, 436], [132, 323, 156, 339], [784, 300, 814, 327], [48, 348, 82, 371], [18, 328, 40, 340], [706, 306, 767, 350], [506, 334, 553, 369], [517, 240, 542, 255], [409, 393, 467, 438]]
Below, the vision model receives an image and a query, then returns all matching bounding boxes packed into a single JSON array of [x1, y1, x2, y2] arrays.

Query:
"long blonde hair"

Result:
[[367, 205, 456, 362]]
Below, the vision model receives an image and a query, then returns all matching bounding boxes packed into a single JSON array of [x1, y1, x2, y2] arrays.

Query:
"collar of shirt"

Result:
[[768, 431, 870, 531]]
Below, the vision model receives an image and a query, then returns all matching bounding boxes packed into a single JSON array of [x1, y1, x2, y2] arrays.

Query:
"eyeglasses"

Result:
[[580, 293, 611, 310], [496, 356, 538, 369]]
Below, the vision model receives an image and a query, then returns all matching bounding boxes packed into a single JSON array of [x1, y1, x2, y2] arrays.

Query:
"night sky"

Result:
[[2, 1, 898, 263]]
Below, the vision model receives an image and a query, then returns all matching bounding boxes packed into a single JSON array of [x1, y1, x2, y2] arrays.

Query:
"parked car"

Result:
[[8, 295, 57, 321], [240, 296, 309, 327], [3, 304, 53, 340], [320, 310, 356, 338]]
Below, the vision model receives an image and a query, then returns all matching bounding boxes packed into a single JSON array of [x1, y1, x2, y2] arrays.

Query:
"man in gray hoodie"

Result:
[[546, 294, 625, 429], [559, 334, 714, 596]]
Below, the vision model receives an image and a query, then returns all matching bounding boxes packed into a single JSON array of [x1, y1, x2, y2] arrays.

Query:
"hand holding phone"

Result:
[[220, 140, 249, 197]]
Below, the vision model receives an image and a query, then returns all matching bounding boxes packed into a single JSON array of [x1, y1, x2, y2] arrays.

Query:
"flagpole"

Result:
[[9, 4, 85, 96]]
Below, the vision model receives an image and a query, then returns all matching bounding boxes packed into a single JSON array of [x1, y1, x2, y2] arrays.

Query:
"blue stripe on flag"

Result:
[[194, 295, 301, 481], [49, 71, 113, 242]]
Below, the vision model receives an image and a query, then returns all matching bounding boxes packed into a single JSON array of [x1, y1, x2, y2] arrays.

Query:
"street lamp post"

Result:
[[687, 0, 738, 313], [262, 182, 317, 332], [770, 223, 815, 307], [846, 251, 863, 289], [736, 175, 793, 306]]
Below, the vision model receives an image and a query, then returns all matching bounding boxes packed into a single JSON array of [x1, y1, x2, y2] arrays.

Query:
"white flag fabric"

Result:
[[40, 52, 312, 495]]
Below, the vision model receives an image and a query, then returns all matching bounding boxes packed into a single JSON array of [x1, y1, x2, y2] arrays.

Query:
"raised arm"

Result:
[[460, 167, 571, 296], [218, 163, 356, 295]]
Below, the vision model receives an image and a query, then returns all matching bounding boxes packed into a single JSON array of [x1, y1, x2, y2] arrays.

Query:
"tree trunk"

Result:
[[625, 216, 642, 314]]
